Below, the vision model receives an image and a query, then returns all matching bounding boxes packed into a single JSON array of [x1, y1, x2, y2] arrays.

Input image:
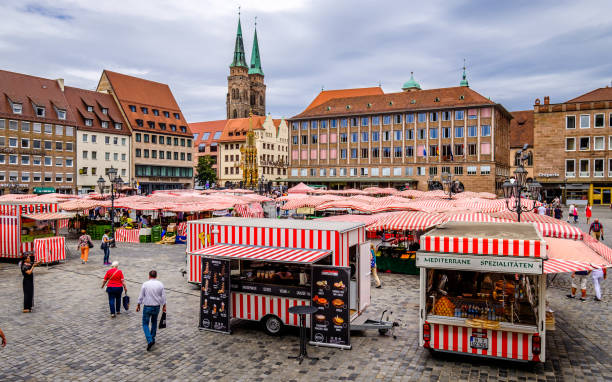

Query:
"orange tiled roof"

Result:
[[305, 87, 384, 111], [189, 120, 226, 145], [219, 116, 265, 142], [64, 86, 131, 136], [509, 110, 533, 148], [0, 69, 76, 124], [100, 70, 192, 137], [292, 86, 498, 119], [566, 87, 612, 103]]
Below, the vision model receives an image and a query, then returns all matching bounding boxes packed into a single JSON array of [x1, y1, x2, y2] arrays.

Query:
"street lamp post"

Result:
[[441, 171, 455, 200], [502, 145, 542, 222], [97, 167, 124, 246]]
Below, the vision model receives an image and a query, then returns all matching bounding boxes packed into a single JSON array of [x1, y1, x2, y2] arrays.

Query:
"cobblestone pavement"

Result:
[[0, 239, 610, 382]]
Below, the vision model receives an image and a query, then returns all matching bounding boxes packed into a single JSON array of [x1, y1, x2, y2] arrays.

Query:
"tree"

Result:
[[195, 156, 217, 186]]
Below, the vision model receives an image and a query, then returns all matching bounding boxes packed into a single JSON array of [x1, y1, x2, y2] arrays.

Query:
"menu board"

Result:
[[199, 257, 231, 334], [310, 265, 351, 349]]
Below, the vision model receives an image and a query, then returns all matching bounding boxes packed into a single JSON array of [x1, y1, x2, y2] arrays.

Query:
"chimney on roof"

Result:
[[544, 96, 550, 105], [56, 78, 64, 92]]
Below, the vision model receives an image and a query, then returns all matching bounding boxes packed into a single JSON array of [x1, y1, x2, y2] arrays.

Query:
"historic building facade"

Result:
[[189, 120, 224, 181], [288, 72, 512, 193], [64, 86, 132, 194], [0, 70, 77, 194], [226, 17, 266, 119], [533, 87, 612, 205], [216, 115, 288, 186], [97, 70, 194, 194]]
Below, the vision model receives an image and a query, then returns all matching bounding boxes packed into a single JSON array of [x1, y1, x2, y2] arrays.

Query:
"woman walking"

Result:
[[20, 255, 40, 313], [586, 203, 592, 225], [102, 229, 112, 265], [101, 261, 127, 318], [78, 229, 92, 264], [370, 244, 382, 288]]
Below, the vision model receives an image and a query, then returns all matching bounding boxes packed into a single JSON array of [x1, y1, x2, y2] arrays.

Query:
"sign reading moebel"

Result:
[[416, 253, 543, 274]]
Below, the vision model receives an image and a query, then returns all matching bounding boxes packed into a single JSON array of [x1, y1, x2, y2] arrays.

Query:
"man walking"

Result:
[[567, 270, 590, 301], [592, 267, 607, 302], [136, 270, 166, 351], [589, 218, 604, 241]]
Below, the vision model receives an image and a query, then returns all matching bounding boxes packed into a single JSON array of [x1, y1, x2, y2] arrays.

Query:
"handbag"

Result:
[[88, 240, 94, 249], [100, 241, 107, 250], [122, 295, 130, 311], [158, 312, 167, 329]]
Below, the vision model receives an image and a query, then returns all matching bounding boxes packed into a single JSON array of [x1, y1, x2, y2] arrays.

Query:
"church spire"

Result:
[[460, 59, 469, 87], [249, 18, 264, 76], [230, 12, 248, 68]]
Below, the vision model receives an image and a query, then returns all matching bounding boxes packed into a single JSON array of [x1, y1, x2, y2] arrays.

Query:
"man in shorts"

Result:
[[567, 271, 590, 301]]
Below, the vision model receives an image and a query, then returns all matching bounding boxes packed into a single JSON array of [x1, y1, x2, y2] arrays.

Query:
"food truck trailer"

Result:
[[417, 222, 548, 362], [0, 201, 68, 263], [186, 217, 379, 348]]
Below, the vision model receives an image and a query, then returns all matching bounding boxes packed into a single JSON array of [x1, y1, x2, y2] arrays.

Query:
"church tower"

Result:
[[248, 21, 266, 116], [227, 15, 251, 119]]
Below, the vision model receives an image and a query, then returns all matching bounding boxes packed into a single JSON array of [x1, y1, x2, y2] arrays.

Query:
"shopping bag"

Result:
[[158, 312, 167, 329], [122, 295, 130, 311]]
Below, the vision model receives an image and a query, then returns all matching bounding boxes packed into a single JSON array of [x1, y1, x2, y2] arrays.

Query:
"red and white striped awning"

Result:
[[22, 213, 71, 221], [545, 237, 611, 273], [368, 211, 447, 231], [192, 243, 331, 264]]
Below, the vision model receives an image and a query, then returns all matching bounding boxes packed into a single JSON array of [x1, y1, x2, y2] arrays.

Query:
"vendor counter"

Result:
[[376, 247, 418, 275]]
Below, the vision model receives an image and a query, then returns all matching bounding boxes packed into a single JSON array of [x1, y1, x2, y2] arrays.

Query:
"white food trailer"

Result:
[[417, 222, 548, 362]]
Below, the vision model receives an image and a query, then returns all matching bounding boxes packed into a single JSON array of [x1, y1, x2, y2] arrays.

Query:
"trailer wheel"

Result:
[[262, 315, 284, 336], [378, 328, 389, 335]]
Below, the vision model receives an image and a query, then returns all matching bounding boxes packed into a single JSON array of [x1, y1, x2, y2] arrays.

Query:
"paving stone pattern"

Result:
[[0, 233, 610, 381]]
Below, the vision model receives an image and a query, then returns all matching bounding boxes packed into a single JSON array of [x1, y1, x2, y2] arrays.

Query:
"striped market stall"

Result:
[[186, 217, 371, 345]]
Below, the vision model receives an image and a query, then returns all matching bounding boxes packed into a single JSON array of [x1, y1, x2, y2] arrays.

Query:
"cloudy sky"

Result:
[[1, 0, 611, 122]]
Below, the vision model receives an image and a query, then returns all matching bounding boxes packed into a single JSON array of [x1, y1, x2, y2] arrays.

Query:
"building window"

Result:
[[430, 112, 438, 122], [361, 132, 369, 142], [594, 136, 605, 150], [442, 127, 451, 139], [383, 147, 391, 158], [594, 159, 604, 177], [372, 131, 380, 142], [21, 155, 30, 165], [21, 172, 30, 182], [339, 133, 347, 143], [32, 123, 41, 133], [417, 113, 426, 123], [455, 110, 464, 120], [382, 131, 391, 141], [360, 148, 369, 158], [65, 126, 74, 136], [579, 159, 589, 177], [480, 143, 491, 155], [594, 114, 605, 128], [21, 121, 30, 132], [429, 167, 438, 176], [340, 149, 347, 159], [429, 145, 438, 157], [35, 106, 45, 117], [383, 115, 391, 125], [350, 133, 357, 143], [608, 159, 612, 178], [9, 137, 17, 147], [33, 172, 41, 182], [430, 128, 438, 139], [393, 114, 401, 124], [55, 157, 63, 167], [405, 167, 413, 176], [12, 103, 22, 114], [480, 165, 491, 175], [417, 129, 426, 140], [381, 167, 390, 176], [565, 115, 576, 129], [406, 113, 414, 123], [454, 126, 464, 138], [394, 130, 402, 140], [468, 143, 477, 156], [372, 147, 380, 158], [9, 155, 17, 164], [579, 137, 590, 150], [468, 109, 478, 119], [371, 116, 379, 125], [580, 114, 590, 129], [135, 149, 141, 157], [21, 138, 29, 148], [467, 166, 477, 175], [394, 146, 402, 158], [467, 126, 477, 137], [405, 146, 414, 157], [406, 129, 414, 140], [416, 167, 425, 176], [481, 125, 491, 136], [454, 166, 463, 175], [565, 137, 576, 151]]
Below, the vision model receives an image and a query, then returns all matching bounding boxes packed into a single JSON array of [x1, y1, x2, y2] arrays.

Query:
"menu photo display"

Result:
[[199, 257, 231, 334], [310, 265, 351, 349]]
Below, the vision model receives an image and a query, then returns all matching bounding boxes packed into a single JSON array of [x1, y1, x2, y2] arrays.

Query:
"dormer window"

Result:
[[85, 119, 93, 126], [147, 121, 155, 129], [102, 108, 108, 115], [101, 121, 109, 128], [180, 126, 187, 133], [129, 105, 136, 112], [174, 113, 180, 119], [114, 122, 122, 129], [86, 105, 94, 112], [159, 123, 166, 130], [35, 106, 45, 117], [12, 103, 22, 114], [57, 109, 66, 120], [153, 109, 159, 116], [141, 107, 148, 114], [163, 111, 170, 118], [136, 119, 144, 127], [170, 124, 177, 131]]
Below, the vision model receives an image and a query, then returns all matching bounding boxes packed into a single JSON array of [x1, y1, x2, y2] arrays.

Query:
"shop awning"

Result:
[[544, 237, 611, 273], [192, 244, 331, 264], [22, 213, 71, 221]]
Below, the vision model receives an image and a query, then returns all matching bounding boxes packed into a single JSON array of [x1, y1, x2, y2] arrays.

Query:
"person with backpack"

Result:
[[589, 218, 604, 241], [101, 261, 127, 318], [78, 229, 93, 264]]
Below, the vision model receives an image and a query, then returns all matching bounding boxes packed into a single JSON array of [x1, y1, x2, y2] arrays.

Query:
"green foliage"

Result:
[[195, 156, 217, 185]]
